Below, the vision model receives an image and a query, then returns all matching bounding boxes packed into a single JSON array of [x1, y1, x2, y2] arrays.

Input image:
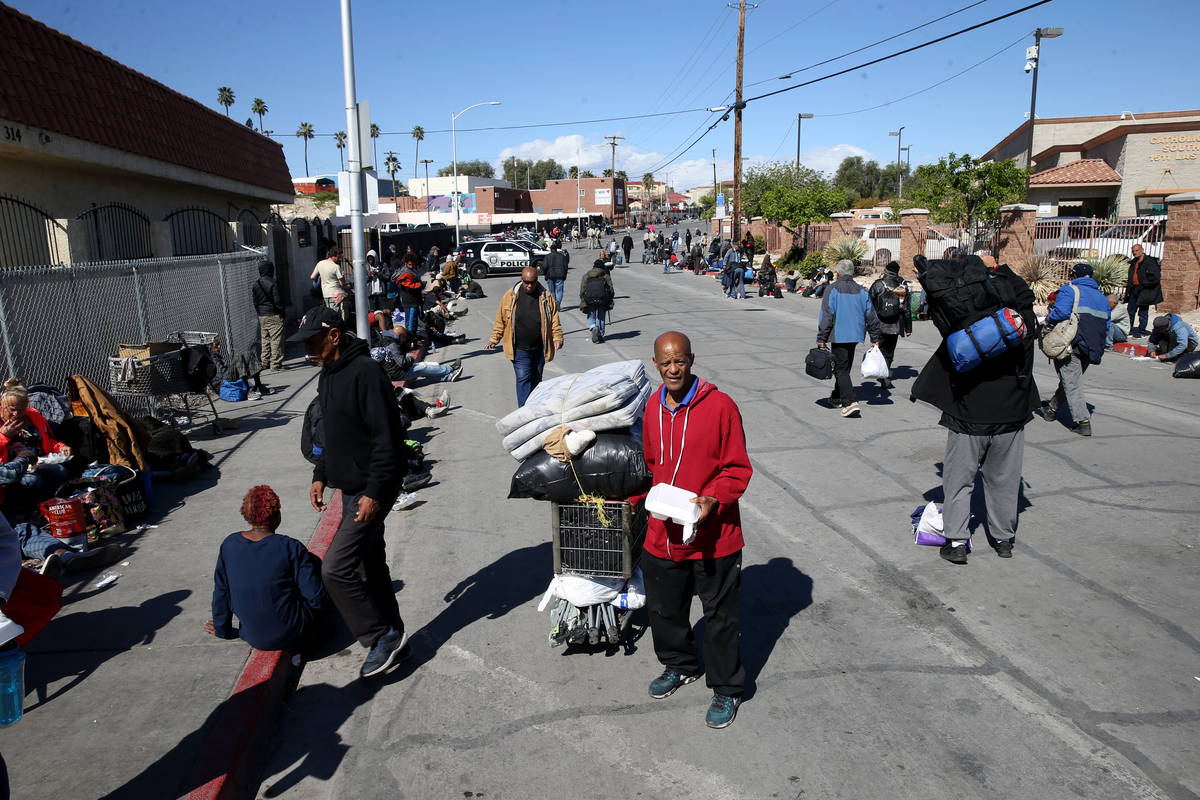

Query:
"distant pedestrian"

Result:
[[1125, 243, 1162, 337], [580, 258, 615, 343], [816, 259, 881, 417], [310, 246, 348, 318], [251, 260, 286, 371], [867, 260, 911, 390], [726, 245, 745, 298], [1037, 263, 1109, 436], [289, 306, 411, 678], [486, 266, 564, 406], [621, 232, 634, 265], [542, 241, 569, 306], [365, 249, 387, 312]]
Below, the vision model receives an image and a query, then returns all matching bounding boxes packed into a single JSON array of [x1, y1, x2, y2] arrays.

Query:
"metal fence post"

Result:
[[216, 256, 235, 353], [0, 279, 17, 379], [131, 263, 149, 342]]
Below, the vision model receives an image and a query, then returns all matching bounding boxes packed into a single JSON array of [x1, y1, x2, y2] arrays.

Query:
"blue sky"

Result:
[[15, 0, 1199, 191]]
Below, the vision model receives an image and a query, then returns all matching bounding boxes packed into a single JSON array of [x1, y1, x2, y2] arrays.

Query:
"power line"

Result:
[[746, 0, 842, 56], [745, 0, 1053, 104], [745, 0, 991, 88]]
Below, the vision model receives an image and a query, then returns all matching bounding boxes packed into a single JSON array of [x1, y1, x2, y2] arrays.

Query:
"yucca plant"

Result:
[[1085, 253, 1129, 295], [1018, 256, 1058, 305], [823, 236, 868, 266]]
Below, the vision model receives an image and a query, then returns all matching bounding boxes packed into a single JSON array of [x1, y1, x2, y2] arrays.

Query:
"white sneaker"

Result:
[[392, 491, 419, 511], [425, 404, 449, 418], [841, 402, 861, 418]]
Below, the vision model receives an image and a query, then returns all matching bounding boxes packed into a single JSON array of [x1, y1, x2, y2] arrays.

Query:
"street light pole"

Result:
[[1024, 27, 1064, 198], [421, 158, 434, 226], [796, 113, 813, 167], [451, 100, 501, 248], [338, 0, 369, 340], [889, 126, 905, 199]]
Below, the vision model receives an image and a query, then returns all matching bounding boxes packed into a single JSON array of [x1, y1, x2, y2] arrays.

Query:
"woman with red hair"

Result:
[[204, 485, 332, 651]]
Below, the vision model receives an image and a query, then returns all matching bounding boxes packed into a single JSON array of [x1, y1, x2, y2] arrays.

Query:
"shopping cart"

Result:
[[108, 335, 224, 435], [547, 500, 647, 648]]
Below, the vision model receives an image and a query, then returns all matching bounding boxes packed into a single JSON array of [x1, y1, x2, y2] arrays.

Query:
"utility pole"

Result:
[[729, 0, 755, 244], [605, 134, 623, 225], [796, 113, 813, 167], [338, 0, 368, 340], [1024, 27, 1064, 198]]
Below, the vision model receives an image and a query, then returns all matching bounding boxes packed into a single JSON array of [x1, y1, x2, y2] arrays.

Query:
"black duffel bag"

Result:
[[1172, 351, 1200, 378], [509, 432, 651, 502]]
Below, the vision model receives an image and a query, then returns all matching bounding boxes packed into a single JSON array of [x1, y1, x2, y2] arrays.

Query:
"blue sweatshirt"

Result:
[[211, 533, 330, 651]]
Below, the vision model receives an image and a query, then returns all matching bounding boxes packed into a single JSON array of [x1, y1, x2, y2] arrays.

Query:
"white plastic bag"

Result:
[[536, 573, 625, 612], [610, 567, 646, 610], [860, 346, 889, 380]]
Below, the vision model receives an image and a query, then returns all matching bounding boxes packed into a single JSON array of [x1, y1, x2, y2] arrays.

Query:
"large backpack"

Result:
[[301, 396, 325, 465], [584, 273, 612, 310], [871, 279, 902, 322]]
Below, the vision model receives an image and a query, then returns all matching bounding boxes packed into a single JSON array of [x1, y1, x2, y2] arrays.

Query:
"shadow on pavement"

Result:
[[24, 589, 190, 711], [923, 464, 1033, 541], [740, 557, 813, 702]]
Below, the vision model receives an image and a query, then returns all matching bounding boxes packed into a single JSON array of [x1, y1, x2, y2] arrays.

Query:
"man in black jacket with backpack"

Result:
[[289, 306, 411, 678], [867, 261, 911, 390], [910, 255, 1039, 565], [251, 261, 286, 371]]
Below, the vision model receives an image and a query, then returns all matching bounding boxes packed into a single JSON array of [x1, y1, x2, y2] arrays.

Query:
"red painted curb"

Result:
[[182, 492, 343, 800]]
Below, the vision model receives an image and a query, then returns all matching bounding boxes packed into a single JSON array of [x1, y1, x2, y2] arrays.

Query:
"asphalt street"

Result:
[[250, 229, 1199, 800]]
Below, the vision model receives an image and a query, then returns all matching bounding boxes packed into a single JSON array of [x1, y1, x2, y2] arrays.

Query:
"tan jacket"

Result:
[[489, 282, 564, 363]]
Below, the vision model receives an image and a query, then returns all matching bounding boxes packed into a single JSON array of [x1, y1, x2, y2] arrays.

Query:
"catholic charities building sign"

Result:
[[1148, 133, 1200, 162]]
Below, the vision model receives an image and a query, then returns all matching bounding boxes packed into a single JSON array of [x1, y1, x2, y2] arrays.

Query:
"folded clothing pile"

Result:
[[496, 360, 652, 461]]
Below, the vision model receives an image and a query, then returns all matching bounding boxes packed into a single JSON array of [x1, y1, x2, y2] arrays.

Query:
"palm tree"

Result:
[[296, 122, 315, 176], [370, 123, 380, 169], [642, 172, 654, 209], [334, 131, 348, 171], [217, 86, 235, 116], [250, 98, 268, 131], [384, 153, 401, 208], [411, 125, 425, 182]]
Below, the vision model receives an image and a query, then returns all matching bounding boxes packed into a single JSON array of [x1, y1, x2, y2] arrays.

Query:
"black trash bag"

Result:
[[1172, 351, 1200, 378], [508, 432, 651, 502]]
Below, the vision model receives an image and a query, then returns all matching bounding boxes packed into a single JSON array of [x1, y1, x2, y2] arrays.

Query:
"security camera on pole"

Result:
[[1023, 27, 1064, 197]]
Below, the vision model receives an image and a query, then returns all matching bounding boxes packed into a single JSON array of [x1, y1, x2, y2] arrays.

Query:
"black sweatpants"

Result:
[[322, 488, 403, 648], [642, 550, 744, 697], [878, 333, 898, 372], [829, 343, 858, 407]]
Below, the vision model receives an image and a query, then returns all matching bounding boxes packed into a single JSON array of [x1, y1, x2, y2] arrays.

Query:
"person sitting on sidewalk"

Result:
[[369, 316, 462, 386], [1105, 294, 1130, 350], [13, 517, 122, 579], [205, 485, 333, 653], [1148, 314, 1199, 362], [0, 381, 72, 521]]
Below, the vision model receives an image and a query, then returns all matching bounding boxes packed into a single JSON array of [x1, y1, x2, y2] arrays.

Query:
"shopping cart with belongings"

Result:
[[107, 331, 224, 435], [545, 499, 647, 648]]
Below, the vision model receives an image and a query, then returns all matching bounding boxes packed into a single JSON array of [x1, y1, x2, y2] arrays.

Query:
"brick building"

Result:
[[529, 177, 627, 221]]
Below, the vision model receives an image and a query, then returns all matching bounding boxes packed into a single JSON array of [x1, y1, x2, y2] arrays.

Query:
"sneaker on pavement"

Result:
[[447, 358, 463, 382], [435, 389, 451, 407], [403, 471, 432, 492], [1072, 420, 1092, 437], [1037, 402, 1058, 422], [591, 328, 600, 343], [648, 668, 699, 699], [993, 539, 1014, 558], [425, 404, 449, 418], [360, 627, 409, 678], [249, 391, 263, 401], [939, 542, 968, 565], [40, 552, 64, 579], [840, 402, 861, 418], [705, 693, 741, 729], [392, 491, 419, 511], [63, 543, 122, 574]]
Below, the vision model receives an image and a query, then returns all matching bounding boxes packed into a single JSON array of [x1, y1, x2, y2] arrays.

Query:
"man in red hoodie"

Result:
[[634, 331, 753, 728]]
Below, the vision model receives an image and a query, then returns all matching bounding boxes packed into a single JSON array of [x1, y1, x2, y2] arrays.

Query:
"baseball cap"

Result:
[[1070, 263, 1093, 278], [288, 305, 345, 342]]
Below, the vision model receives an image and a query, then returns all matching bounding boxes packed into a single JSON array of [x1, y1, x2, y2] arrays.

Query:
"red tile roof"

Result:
[[1029, 158, 1122, 186], [0, 3, 292, 197]]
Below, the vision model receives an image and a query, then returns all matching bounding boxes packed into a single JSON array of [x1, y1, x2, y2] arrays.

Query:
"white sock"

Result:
[[951, 540, 967, 547]]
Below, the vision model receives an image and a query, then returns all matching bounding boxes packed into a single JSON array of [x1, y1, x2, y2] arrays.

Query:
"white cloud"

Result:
[[800, 144, 878, 176]]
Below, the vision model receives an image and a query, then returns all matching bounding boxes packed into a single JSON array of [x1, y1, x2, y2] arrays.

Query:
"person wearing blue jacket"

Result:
[[1038, 264, 1109, 436], [1148, 313, 1199, 362], [817, 260, 881, 417]]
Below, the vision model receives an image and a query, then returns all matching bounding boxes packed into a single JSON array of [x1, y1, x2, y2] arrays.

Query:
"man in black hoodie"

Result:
[[251, 260, 286, 370], [288, 306, 411, 678]]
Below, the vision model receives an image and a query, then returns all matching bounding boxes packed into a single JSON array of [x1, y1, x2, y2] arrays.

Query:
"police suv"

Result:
[[456, 239, 545, 279]]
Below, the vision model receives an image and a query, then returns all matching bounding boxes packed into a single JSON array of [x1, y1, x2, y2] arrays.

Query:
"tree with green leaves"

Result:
[[217, 86, 235, 116], [383, 152, 401, 207], [698, 192, 716, 219], [437, 160, 494, 178], [905, 152, 1027, 239], [742, 161, 851, 225], [580, 170, 595, 178], [296, 122, 315, 176], [334, 131, 347, 172], [250, 98, 267, 131], [369, 123, 380, 169], [568, 165, 579, 179], [832, 155, 882, 202], [502, 157, 566, 190], [411, 125, 424, 182], [642, 173, 655, 210], [602, 168, 613, 177]]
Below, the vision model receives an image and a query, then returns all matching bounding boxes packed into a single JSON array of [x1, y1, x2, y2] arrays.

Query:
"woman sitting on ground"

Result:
[[0, 379, 72, 521], [205, 485, 333, 652]]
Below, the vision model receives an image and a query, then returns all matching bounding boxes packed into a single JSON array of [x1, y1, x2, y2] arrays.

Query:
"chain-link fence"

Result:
[[0, 249, 266, 391]]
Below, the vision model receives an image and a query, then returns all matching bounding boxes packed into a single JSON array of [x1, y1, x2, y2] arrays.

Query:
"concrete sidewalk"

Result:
[[0, 352, 329, 799]]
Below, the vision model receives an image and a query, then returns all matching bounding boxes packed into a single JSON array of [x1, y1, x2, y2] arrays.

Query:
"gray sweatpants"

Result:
[[1052, 354, 1089, 424], [942, 428, 1025, 543]]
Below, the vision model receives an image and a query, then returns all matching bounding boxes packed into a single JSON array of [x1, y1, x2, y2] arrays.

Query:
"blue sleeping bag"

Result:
[[946, 308, 1027, 372]]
